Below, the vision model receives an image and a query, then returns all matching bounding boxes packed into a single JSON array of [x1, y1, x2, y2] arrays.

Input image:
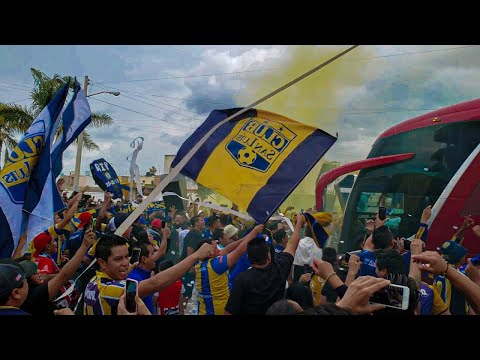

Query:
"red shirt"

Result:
[[35, 254, 59, 274], [158, 280, 182, 315]]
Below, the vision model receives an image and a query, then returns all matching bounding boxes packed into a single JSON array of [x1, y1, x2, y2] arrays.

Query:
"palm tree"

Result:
[[0, 68, 113, 168], [0, 108, 27, 170]]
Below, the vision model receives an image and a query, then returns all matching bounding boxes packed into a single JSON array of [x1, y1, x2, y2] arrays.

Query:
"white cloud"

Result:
[[4, 44, 480, 179]]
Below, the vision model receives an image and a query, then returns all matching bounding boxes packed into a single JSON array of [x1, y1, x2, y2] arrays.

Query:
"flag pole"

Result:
[[114, 45, 359, 236]]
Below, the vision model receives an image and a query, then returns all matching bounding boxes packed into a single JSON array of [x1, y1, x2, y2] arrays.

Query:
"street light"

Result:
[[72, 75, 120, 191]]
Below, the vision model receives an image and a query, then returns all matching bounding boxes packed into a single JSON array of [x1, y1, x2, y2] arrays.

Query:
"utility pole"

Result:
[[72, 75, 89, 191]]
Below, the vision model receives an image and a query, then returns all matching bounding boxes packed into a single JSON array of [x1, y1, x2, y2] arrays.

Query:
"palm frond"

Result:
[[30, 68, 48, 86], [3, 134, 18, 149], [90, 112, 113, 127], [0, 103, 35, 133], [81, 131, 99, 151]]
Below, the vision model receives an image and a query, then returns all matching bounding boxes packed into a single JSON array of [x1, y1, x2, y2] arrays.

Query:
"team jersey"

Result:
[[195, 255, 230, 315], [274, 244, 285, 254], [419, 282, 449, 315], [434, 270, 467, 315], [358, 250, 377, 277], [27, 220, 77, 254], [83, 271, 126, 315]]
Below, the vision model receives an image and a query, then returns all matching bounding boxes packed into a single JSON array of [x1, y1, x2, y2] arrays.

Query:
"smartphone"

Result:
[[345, 250, 361, 263], [161, 220, 167, 229], [125, 279, 138, 313], [403, 238, 411, 251], [378, 206, 387, 221], [130, 247, 141, 264], [304, 264, 314, 275], [83, 219, 92, 232], [370, 283, 410, 310]]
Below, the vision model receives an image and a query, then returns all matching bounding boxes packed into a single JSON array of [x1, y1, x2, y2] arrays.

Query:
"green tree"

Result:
[[0, 68, 113, 159], [0, 111, 25, 170]]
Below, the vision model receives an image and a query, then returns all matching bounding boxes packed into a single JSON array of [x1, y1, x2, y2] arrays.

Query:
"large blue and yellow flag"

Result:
[[0, 82, 70, 258], [172, 108, 337, 224]]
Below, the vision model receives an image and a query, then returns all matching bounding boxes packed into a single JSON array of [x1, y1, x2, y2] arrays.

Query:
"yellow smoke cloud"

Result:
[[235, 45, 381, 212]]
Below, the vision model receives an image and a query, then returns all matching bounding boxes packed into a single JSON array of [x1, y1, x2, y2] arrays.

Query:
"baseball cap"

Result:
[[0, 264, 26, 297], [33, 232, 53, 256], [18, 260, 38, 278], [224, 224, 239, 240], [151, 218, 163, 229], [440, 240, 468, 264], [78, 212, 93, 229]]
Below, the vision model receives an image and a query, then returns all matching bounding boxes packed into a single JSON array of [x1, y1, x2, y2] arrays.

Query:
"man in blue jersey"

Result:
[[203, 214, 221, 240], [359, 219, 394, 277], [127, 226, 170, 314], [194, 224, 264, 315]]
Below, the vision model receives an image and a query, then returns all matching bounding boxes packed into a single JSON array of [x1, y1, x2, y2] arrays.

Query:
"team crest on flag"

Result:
[[172, 108, 337, 224], [226, 117, 297, 173], [1, 134, 45, 203]]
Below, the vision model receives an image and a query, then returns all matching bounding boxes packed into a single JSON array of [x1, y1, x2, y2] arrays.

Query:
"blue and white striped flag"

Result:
[[52, 79, 92, 179], [24, 80, 92, 246], [0, 82, 70, 258]]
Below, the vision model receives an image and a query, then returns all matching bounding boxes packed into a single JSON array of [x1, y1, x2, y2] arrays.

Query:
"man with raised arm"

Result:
[[224, 215, 305, 315]]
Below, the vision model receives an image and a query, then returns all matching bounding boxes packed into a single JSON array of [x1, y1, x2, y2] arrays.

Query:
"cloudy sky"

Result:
[[1, 45, 479, 182]]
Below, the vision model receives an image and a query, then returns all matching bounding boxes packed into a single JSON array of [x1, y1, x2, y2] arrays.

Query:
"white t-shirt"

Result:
[[178, 229, 190, 258], [293, 236, 323, 266]]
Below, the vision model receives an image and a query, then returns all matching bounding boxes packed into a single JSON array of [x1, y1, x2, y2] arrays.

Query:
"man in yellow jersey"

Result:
[[83, 233, 214, 315], [194, 224, 264, 315]]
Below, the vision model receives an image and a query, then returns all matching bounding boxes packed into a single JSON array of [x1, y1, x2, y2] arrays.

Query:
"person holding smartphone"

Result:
[[126, 227, 170, 314], [117, 293, 151, 315], [83, 232, 214, 315]]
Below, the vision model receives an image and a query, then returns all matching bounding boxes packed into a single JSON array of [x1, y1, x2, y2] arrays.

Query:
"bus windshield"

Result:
[[337, 119, 480, 254]]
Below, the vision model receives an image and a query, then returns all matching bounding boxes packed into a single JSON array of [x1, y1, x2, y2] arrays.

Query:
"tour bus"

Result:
[[316, 98, 480, 255]]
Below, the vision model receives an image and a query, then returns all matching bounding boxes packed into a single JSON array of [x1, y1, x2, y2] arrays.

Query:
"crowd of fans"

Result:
[[2, 182, 480, 316]]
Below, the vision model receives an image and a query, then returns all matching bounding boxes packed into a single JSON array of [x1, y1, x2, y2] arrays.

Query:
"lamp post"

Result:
[[71, 76, 120, 191]]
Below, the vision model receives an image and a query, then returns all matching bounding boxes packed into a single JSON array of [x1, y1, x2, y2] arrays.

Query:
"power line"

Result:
[[92, 83, 204, 119], [89, 97, 196, 130], [113, 118, 200, 130], [0, 80, 32, 90], [94, 68, 278, 84], [114, 122, 193, 134], [91, 82, 233, 106], [359, 45, 479, 60], [0, 85, 31, 93], [91, 83, 438, 113], [2, 97, 31, 103]]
